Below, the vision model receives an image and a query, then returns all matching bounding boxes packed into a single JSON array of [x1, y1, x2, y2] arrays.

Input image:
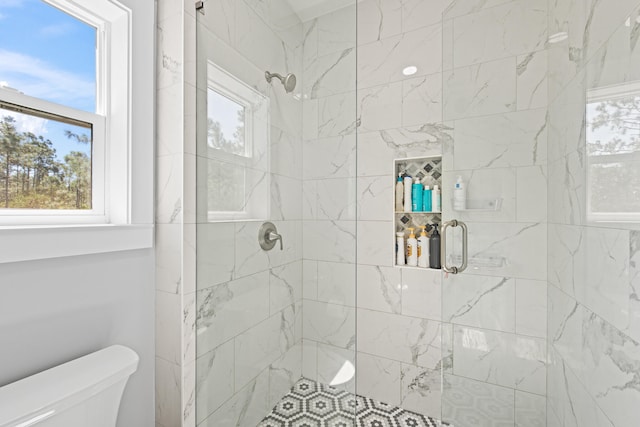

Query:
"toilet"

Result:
[[0, 345, 139, 427]]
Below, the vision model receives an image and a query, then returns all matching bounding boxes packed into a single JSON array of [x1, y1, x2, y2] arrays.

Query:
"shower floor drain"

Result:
[[258, 378, 445, 427]]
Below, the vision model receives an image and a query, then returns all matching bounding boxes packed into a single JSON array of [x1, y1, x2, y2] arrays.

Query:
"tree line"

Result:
[[0, 115, 91, 209]]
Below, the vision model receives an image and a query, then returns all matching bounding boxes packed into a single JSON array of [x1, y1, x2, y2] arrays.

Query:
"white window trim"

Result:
[[0, 0, 154, 263]]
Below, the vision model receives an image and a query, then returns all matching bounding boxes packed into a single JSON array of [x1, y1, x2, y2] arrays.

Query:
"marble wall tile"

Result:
[[356, 352, 402, 406], [196, 222, 235, 290], [443, 57, 517, 120], [452, 326, 547, 394], [515, 390, 546, 427], [516, 165, 548, 223], [317, 178, 357, 221], [303, 260, 318, 300], [305, 48, 356, 100], [271, 174, 303, 221], [401, 268, 442, 321], [303, 220, 356, 263], [196, 271, 269, 356], [401, 0, 448, 32], [156, 223, 183, 294], [357, 308, 447, 369], [547, 224, 585, 297], [357, 176, 393, 221], [630, 230, 640, 343], [156, 357, 182, 427], [234, 305, 298, 391], [357, 125, 448, 177], [317, 261, 357, 307], [269, 343, 303, 408], [357, 24, 442, 89], [234, 221, 270, 278], [443, 0, 514, 20], [357, 221, 394, 267], [442, 374, 515, 427], [451, 108, 548, 170], [195, 340, 235, 424], [157, 153, 184, 224], [516, 279, 547, 338], [452, 0, 548, 68], [357, 83, 403, 132], [357, 0, 403, 45], [267, 220, 303, 269], [303, 135, 357, 179], [302, 180, 318, 220], [199, 369, 269, 427], [547, 285, 585, 379], [357, 265, 402, 314], [547, 154, 586, 226], [303, 300, 356, 349], [318, 92, 358, 138], [402, 73, 443, 126], [157, 291, 183, 366], [317, 5, 356, 56], [271, 126, 302, 178], [270, 261, 303, 314], [400, 364, 442, 417], [517, 51, 548, 111], [302, 339, 318, 380], [302, 98, 318, 140], [443, 275, 516, 332]]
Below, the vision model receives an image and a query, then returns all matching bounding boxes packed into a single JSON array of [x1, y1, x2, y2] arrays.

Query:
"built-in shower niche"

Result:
[[394, 156, 442, 269]]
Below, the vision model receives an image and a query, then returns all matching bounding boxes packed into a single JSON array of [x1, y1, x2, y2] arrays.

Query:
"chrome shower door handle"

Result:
[[441, 220, 468, 274]]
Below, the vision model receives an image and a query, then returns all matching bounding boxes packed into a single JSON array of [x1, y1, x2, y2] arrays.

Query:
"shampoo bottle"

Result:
[[418, 225, 429, 268], [429, 224, 441, 269], [453, 175, 466, 210], [403, 175, 413, 212], [412, 177, 424, 212], [423, 185, 432, 212], [396, 232, 406, 265], [406, 228, 418, 267], [395, 173, 404, 212], [432, 185, 441, 212]]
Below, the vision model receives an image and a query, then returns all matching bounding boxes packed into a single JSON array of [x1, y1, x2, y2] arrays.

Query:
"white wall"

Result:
[[0, 249, 155, 426]]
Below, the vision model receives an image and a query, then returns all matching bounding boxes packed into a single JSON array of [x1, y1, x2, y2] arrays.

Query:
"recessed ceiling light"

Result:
[[548, 32, 568, 43], [402, 66, 418, 76]]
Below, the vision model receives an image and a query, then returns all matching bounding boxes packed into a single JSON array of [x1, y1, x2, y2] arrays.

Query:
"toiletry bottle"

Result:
[[432, 185, 441, 212], [453, 175, 466, 211], [396, 231, 406, 265], [429, 224, 441, 269], [395, 173, 404, 212], [406, 228, 418, 267], [412, 177, 423, 212], [418, 225, 429, 268], [403, 175, 413, 212], [423, 185, 432, 212]]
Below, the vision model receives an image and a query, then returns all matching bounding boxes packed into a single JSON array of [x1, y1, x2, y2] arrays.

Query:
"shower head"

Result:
[[265, 71, 296, 93]]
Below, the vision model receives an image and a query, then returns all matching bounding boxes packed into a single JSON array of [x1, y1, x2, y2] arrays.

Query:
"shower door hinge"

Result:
[[195, 0, 204, 13]]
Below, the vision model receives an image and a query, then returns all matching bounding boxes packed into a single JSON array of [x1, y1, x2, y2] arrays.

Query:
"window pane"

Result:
[[207, 159, 245, 212], [0, 0, 96, 112], [0, 105, 92, 209], [207, 88, 247, 156]]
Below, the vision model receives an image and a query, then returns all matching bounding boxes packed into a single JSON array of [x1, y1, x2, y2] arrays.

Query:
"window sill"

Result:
[[0, 224, 154, 264]]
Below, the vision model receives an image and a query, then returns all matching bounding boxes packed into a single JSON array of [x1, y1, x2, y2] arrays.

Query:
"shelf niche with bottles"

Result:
[[393, 155, 442, 269]]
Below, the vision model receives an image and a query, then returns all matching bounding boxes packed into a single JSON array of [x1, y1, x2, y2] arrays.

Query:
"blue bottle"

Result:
[[412, 178, 423, 211], [423, 185, 432, 212]]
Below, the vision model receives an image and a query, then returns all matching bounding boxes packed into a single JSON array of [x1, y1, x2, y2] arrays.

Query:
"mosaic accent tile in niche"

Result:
[[258, 378, 445, 427]]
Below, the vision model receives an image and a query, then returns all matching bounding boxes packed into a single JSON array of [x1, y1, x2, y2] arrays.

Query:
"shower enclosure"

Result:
[[191, 1, 640, 426]]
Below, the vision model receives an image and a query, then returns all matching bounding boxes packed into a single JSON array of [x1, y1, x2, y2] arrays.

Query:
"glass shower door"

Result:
[[439, 3, 549, 426]]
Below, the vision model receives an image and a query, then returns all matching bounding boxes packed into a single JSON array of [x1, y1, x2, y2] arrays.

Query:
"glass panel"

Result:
[[196, 1, 356, 426], [0, 0, 96, 112], [0, 105, 92, 209]]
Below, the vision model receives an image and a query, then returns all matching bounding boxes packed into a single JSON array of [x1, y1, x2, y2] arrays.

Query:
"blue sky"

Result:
[[0, 0, 95, 159]]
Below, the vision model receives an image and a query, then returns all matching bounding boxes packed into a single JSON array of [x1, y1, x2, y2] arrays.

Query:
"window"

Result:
[[0, 0, 154, 263], [587, 81, 640, 223], [205, 62, 269, 221]]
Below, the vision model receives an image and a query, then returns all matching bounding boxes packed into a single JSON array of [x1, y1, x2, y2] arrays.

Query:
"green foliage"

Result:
[[0, 115, 91, 209]]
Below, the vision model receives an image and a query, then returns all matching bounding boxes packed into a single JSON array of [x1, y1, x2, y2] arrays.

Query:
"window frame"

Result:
[[205, 62, 270, 222], [0, 0, 154, 263]]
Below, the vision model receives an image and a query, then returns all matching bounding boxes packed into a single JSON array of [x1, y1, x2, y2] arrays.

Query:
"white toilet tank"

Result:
[[0, 345, 139, 427]]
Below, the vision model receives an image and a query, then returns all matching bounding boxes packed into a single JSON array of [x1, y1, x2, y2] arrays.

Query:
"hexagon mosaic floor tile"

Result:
[[257, 378, 444, 427]]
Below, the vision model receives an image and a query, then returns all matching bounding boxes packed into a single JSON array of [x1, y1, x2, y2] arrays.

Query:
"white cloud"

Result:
[[0, 49, 94, 108], [0, 0, 24, 8], [8, 112, 49, 135], [40, 22, 75, 37]]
